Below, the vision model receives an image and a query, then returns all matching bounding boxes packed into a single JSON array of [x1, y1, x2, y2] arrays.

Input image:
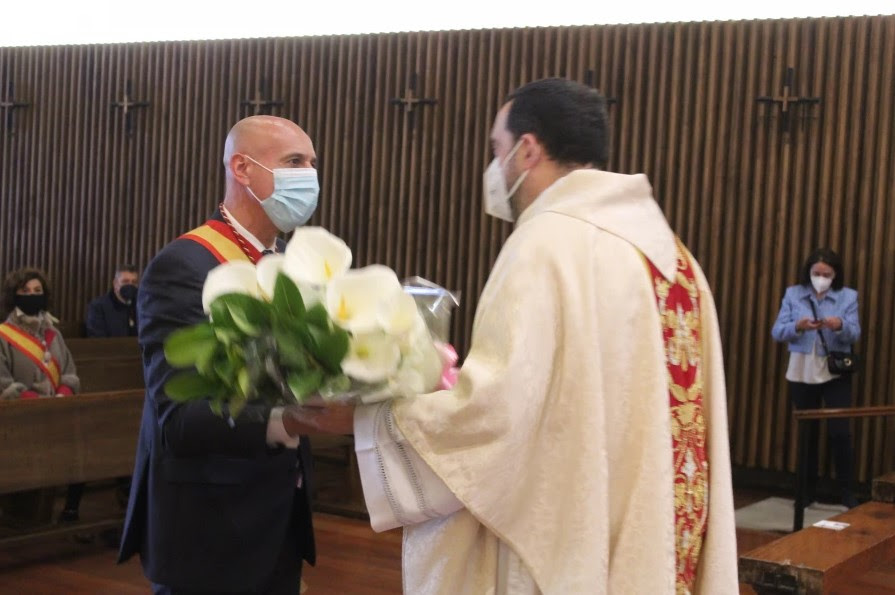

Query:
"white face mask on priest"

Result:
[[483, 139, 529, 222]]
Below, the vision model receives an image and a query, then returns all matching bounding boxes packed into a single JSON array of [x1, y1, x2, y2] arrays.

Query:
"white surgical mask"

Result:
[[244, 155, 319, 232], [483, 139, 528, 222], [811, 274, 833, 294]]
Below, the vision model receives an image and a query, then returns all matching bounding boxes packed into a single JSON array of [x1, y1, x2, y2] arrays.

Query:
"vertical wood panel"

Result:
[[1, 16, 893, 483]]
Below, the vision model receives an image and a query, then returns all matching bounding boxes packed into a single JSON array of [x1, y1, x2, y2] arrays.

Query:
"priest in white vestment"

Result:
[[321, 78, 739, 594]]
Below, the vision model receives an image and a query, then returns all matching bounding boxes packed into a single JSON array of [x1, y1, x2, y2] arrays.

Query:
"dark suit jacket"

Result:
[[118, 210, 315, 592], [86, 290, 137, 337]]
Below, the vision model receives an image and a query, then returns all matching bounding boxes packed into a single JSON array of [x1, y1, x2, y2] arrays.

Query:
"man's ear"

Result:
[[519, 133, 543, 168], [230, 154, 251, 185]]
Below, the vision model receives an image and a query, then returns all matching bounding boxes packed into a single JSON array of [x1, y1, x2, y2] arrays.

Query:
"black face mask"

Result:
[[15, 294, 48, 316], [119, 284, 138, 303]]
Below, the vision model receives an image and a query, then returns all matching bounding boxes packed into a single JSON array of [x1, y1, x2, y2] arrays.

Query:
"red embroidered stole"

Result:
[[643, 240, 709, 594]]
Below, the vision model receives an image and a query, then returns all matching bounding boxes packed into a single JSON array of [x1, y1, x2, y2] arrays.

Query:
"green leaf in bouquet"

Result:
[[210, 300, 248, 346], [214, 327, 243, 346], [164, 371, 221, 401], [212, 293, 272, 337], [228, 392, 248, 420], [287, 369, 323, 401], [273, 320, 312, 370], [194, 342, 222, 377], [164, 322, 216, 368], [307, 325, 349, 373], [227, 342, 246, 361], [237, 367, 252, 398], [210, 298, 239, 331], [303, 303, 331, 329], [214, 327, 245, 346], [272, 273, 306, 322], [213, 353, 237, 384], [211, 343, 243, 387], [293, 323, 316, 353], [209, 398, 224, 416]]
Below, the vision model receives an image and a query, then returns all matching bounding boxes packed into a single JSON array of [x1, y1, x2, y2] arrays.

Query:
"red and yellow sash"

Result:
[[0, 322, 61, 391], [180, 219, 258, 264], [643, 240, 709, 594]]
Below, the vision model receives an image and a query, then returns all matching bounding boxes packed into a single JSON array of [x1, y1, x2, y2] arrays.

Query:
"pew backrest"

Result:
[[0, 390, 144, 493], [0, 338, 145, 494], [66, 337, 144, 393]]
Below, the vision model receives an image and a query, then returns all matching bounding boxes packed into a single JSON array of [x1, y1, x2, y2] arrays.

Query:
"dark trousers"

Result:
[[151, 490, 306, 595], [790, 376, 855, 501], [151, 537, 302, 595]]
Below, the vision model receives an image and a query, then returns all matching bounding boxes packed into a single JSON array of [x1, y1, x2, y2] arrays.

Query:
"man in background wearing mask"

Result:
[[313, 78, 739, 593], [119, 116, 344, 594], [85, 264, 140, 338]]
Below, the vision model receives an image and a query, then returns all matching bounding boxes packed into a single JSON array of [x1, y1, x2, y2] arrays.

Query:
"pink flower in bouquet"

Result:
[[436, 342, 459, 390]]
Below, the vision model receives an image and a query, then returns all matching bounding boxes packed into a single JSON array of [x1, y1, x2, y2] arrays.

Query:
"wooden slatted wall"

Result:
[[1, 15, 893, 481]]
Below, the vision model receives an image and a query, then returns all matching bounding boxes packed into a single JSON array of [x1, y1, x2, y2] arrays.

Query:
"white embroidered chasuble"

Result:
[[354, 169, 739, 594]]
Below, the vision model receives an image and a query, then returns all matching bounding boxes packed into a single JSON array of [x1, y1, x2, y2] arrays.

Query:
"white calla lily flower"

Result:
[[377, 292, 419, 336], [296, 283, 324, 308], [256, 253, 286, 300], [325, 265, 404, 333], [342, 332, 401, 384], [357, 337, 442, 403], [283, 227, 352, 286], [390, 367, 428, 400], [400, 325, 443, 392], [202, 261, 261, 313]]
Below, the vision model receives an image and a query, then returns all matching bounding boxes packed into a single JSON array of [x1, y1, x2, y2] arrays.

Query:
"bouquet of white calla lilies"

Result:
[[164, 226, 457, 416]]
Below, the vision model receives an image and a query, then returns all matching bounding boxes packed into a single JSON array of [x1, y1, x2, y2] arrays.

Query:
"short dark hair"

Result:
[[2, 268, 51, 317], [506, 78, 610, 168], [799, 248, 845, 290], [115, 263, 139, 279]]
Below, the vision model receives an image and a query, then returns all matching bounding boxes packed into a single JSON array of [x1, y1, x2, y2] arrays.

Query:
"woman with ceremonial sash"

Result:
[[0, 268, 79, 400], [0, 268, 80, 527]]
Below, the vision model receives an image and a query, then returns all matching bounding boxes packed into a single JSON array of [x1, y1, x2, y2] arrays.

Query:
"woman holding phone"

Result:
[[772, 248, 860, 509]]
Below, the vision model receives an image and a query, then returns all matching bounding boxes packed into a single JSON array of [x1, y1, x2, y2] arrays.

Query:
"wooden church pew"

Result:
[[739, 496, 895, 593], [0, 338, 144, 546]]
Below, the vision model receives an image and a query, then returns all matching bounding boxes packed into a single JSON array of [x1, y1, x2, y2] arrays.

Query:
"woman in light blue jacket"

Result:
[[772, 248, 860, 509]]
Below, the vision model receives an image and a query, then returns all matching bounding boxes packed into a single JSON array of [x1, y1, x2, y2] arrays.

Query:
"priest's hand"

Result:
[[282, 402, 355, 437]]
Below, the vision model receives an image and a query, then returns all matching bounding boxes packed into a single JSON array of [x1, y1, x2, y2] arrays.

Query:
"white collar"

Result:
[[517, 169, 678, 281], [221, 205, 276, 253]]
